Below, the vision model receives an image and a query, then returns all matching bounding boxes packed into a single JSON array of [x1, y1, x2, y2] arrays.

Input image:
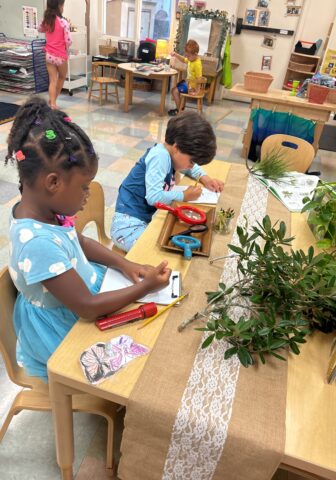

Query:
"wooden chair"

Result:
[[261, 134, 315, 173], [0, 266, 117, 472], [179, 77, 208, 114], [75, 180, 126, 257], [75, 181, 112, 248], [88, 61, 120, 106]]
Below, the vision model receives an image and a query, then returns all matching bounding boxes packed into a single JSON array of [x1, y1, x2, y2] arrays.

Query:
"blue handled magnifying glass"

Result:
[[171, 235, 201, 260]]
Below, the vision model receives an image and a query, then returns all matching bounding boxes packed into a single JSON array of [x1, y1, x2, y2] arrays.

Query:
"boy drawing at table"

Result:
[[6, 96, 171, 382], [111, 111, 224, 252], [168, 39, 203, 116]]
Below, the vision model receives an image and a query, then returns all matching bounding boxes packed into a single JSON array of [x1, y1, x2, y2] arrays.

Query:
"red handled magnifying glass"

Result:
[[155, 202, 207, 225]]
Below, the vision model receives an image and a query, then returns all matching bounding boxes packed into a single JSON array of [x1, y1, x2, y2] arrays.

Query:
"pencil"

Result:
[[137, 293, 188, 330]]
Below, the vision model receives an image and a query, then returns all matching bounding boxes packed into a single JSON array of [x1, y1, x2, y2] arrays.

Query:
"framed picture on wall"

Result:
[[261, 55, 272, 70], [258, 10, 271, 27], [244, 9, 257, 25], [286, 6, 302, 16], [262, 35, 275, 49], [257, 0, 269, 8]]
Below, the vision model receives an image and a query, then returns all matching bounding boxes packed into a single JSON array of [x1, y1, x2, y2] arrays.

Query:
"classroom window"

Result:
[[104, 0, 172, 40]]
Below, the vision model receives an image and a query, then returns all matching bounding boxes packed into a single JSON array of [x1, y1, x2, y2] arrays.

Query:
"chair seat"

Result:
[[181, 91, 206, 99], [92, 77, 120, 84]]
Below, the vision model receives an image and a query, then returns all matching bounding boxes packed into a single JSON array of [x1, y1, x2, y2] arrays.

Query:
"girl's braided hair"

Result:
[[6, 96, 97, 193]]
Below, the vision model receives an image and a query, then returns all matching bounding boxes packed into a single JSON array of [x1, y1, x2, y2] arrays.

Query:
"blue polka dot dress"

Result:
[[9, 211, 106, 382]]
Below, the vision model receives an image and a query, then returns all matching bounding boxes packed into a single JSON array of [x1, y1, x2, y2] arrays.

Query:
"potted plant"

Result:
[[302, 181, 336, 249]]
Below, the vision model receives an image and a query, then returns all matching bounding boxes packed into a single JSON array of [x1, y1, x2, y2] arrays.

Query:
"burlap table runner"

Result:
[[119, 164, 290, 480]]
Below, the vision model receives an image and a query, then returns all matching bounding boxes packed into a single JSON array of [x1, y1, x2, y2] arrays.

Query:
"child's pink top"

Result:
[[39, 16, 72, 59]]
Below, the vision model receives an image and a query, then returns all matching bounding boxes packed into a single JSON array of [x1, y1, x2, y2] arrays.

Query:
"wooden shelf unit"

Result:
[[283, 52, 320, 90]]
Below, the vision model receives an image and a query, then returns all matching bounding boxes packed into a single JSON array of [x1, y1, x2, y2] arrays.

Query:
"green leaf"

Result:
[[224, 346, 238, 359], [237, 348, 254, 367], [228, 244, 245, 256], [201, 334, 215, 349]]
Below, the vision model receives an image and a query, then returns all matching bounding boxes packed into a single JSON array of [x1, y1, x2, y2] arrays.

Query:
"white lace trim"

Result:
[[162, 175, 268, 480]]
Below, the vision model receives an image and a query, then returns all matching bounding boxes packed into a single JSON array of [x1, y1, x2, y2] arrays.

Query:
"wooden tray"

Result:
[[158, 202, 216, 257]]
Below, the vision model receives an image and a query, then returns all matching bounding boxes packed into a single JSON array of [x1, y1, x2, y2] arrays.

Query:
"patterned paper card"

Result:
[[80, 335, 150, 384]]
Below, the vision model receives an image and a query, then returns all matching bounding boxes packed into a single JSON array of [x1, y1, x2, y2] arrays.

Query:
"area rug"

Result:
[[0, 102, 19, 125]]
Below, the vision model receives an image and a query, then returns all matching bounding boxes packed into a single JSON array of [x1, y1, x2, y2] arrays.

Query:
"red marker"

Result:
[[96, 303, 157, 331]]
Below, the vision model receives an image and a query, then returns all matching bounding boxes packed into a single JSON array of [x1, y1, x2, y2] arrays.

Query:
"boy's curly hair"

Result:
[[185, 39, 199, 55], [165, 111, 216, 166]]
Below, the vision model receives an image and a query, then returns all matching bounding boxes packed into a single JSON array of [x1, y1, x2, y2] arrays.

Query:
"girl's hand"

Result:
[[183, 185, 202, 201], [122, 261, 155, 283], [143, 261, 171, 291], [200, 175, 224, 192], [170, 51, 176, 57]]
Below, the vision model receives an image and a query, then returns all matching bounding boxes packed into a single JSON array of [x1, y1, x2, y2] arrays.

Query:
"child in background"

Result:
[[111, 111, 224, 252], [39, 0, 72, 109], [168, 39, 203, 116], [6, 96, 171, 382]]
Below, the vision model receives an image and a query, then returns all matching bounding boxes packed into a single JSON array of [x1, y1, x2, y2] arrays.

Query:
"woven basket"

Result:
[[307, 83, 330, 104], [99, 45, 117, 56], [327, 88, 336, 104], [288, 60, 315, 72], [244, 72, 274, 93]]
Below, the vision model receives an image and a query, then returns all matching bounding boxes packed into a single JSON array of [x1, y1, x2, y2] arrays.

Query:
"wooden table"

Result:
[[48, 162, 336, 480], [117, 63, 177, 116], [231, 83, 336, 158]]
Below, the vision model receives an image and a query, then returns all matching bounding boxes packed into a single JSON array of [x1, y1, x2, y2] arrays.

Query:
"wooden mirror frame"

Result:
[[174, 8, 229, 59]]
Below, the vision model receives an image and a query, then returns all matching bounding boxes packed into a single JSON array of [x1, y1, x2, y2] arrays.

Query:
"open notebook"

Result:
[[100, 269, 181, 305], [171, 185, 220, 204]]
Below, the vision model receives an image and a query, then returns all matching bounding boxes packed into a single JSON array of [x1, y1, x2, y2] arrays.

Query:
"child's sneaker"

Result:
[[168, 108, 178, 116]]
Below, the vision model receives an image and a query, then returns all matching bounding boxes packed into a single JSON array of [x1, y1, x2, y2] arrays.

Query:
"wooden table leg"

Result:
[[207, 72, 220, 104], [124, 71, 131, 112], [49, 377, 74, 480], [129, 72, 133, 106], [312, 120, 325, 154], [159, 76, 168, 116]]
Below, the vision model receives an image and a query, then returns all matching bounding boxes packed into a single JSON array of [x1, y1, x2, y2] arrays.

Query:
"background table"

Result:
[[48, 162, 336, 480], [231, 84, 336, 158], [117, 63, 177, 116]]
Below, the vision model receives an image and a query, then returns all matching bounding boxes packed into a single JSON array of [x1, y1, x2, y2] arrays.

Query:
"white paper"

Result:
[[22, 6, 39, 38], [188, 18, 211, 55], [172, 185, 220, 204], [255, 172, 320, 212], [100, 269, 181, 305]]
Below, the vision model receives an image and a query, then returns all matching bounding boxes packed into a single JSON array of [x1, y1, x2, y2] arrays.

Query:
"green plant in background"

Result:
[[178, 216, 336, 367], [246, 149, 290, 181], [302, 181, 336, 249]]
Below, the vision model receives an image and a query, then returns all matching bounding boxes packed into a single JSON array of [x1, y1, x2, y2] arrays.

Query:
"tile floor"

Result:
[[0, 86, 335, 479]]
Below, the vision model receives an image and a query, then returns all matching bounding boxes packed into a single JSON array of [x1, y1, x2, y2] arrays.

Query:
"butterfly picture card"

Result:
[[80, 335, 150, 385]]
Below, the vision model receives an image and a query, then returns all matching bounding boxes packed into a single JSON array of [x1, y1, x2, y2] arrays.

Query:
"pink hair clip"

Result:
[[15, 150, 26, 162], [64, 116, 72, 122]]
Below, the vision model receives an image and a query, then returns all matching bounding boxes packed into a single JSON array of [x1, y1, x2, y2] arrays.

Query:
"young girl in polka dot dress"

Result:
[[39, 0, 72, 109], [6, 96, 171, 382]]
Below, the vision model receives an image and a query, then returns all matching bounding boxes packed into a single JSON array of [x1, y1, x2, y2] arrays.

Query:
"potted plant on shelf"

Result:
[[302, 181, 336, 249]]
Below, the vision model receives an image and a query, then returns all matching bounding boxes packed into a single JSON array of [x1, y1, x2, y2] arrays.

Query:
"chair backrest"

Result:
[[0, 267, 41, 388], [75, 181, 112, 248], [92, 61, 118, 80], [186, 76, 208, 95], [261, 134, 315, 173]]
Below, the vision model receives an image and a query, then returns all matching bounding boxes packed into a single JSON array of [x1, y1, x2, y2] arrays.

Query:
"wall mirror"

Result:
[[175, 8, 229, 59]]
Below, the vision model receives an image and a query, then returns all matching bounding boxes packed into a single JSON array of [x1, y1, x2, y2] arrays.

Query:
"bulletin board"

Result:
[[320, 49, 336, 77]]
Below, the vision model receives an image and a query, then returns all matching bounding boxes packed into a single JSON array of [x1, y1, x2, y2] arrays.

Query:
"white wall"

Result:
[[0, 0, 44, 39]]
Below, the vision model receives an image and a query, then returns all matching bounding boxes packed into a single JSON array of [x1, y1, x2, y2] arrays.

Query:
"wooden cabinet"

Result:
[[283, 52, 320, 91]]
